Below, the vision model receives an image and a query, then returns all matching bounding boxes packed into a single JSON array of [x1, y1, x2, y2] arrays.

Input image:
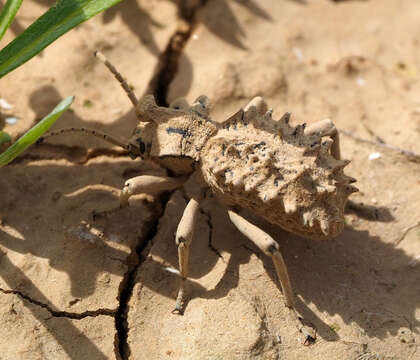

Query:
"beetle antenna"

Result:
[[94, 51, 139, 108], [36, 127, 130, 151]]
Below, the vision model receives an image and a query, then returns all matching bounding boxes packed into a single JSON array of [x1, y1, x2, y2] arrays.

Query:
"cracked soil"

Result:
[[1, 0, 420, 359]]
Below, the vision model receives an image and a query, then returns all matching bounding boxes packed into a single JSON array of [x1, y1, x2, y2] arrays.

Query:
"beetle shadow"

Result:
[[0, 151, 168, 357], [286, 0, 308, 4], [2, 0, 273, 53], [26, 84, 141, 159], [138, 192, 420, 342], [0, 159, 166, 298], [0, 249, 110, 360], [195, 0, 258, 51], [0, 159, 150, 358], [1, 155, 417, 350], [101, 0, 163, 57], [231, 210, 420, 341], [186, 0, 272, 51], [345, 200, 395, 222], [101, 0, 269, 58]]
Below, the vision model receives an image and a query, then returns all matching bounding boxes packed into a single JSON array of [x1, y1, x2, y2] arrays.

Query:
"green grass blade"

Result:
[[0, 131, 11, 145], [0, 96, 74, 167], [0, 0, 23, 41], [0, 0, 122, 78]]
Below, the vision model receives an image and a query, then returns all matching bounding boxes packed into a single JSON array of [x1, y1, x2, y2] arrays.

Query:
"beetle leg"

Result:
[[172, 196, 201, 314], [244, 96, 268, 115], [93, 175, 182, 219], [119, 175, 182, 207], [304, 119, 341, 160], [227, 210, 317, 343], [227, 210, 294, 307]]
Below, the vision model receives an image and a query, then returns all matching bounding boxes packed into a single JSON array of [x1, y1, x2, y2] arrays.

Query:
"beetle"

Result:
[[39, 51, 357, 337]]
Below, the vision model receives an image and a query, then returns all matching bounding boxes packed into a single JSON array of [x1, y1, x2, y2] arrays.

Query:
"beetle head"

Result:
[[126, 95, 216, 174]]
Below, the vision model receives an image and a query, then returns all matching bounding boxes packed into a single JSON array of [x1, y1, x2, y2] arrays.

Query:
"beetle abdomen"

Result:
[[200, 102, 357, 240]]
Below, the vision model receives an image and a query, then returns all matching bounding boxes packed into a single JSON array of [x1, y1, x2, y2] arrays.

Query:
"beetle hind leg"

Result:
[[305, 119, 341, 160], [227, 209, 316, 343], [227, 210, 294, 307], [172, 196, 201, 314]]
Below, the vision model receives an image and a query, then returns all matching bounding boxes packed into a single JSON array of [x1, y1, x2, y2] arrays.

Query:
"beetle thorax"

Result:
[[130, 99, 217, 175]]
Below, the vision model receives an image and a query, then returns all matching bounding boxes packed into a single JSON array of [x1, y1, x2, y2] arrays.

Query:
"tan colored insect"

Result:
[[40, 51, 357, 338]]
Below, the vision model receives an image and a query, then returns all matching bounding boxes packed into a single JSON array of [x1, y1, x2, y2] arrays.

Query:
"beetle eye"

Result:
[[169, 98, 189, 110]]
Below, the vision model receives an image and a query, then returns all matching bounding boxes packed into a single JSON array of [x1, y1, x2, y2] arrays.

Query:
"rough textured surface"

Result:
[[127, 188, 287, 360], [0, 1, 177, 358], [1, 0, 420, 359], [131, 92, 356, 240], [0, 291, 115, 360], [201, 100, 356, 240], [0, 157, 162, 311], [133, 94, 217, 174], [0, 0, 178, 148]]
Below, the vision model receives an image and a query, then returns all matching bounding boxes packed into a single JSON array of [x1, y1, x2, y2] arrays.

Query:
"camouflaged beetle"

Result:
[[40, 52, 357, 332]]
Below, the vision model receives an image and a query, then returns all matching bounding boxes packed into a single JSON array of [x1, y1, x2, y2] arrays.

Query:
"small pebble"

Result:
[[5, 117, 18, 125], [293, 48, 303, 61], [368, 152, 381, 160], [356, 78, 366, 87], [0, 98, 12, 110]]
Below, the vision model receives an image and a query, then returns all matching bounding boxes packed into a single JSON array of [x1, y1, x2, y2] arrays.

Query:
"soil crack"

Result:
[[0, 288, 115, 319], [114, 194, 169, 360], [148, 0, 207, 106], [114, 2, 207, 358], [200, 207, 224, 260]]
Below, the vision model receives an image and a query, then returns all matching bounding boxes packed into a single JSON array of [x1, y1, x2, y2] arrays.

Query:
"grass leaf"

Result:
[[0, 131, 11, 145], [0, 96, 74, 167], [0, 0, 23, 41], [0, 0, 122, 78]]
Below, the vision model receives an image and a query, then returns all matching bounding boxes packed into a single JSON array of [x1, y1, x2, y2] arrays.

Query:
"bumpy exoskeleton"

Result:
[[39, 52, 357, 340]]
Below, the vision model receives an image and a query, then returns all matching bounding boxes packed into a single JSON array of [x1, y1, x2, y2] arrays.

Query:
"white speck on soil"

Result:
[[0, 98, 12, 110], [5, 117, 18, 125], [293, 48, 303, 61], [357, 77, 366, 87], [369, 152, 381, 160]]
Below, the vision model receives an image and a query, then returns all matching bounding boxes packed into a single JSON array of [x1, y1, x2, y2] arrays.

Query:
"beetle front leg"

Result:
[[93, 175, 182, 219], [119, 175, 182, 207], [173, 197, 201, 314], [305, 119, 341, 160]]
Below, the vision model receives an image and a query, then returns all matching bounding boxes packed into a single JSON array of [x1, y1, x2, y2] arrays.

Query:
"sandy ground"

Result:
[[1, 0, 420, 359]]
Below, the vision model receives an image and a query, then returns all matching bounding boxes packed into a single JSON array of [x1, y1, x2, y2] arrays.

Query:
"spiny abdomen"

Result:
[[200, 103, 357, 240]]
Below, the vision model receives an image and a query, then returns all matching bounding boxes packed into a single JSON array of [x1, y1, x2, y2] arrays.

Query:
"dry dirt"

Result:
[[1, 0, 420, 359]]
